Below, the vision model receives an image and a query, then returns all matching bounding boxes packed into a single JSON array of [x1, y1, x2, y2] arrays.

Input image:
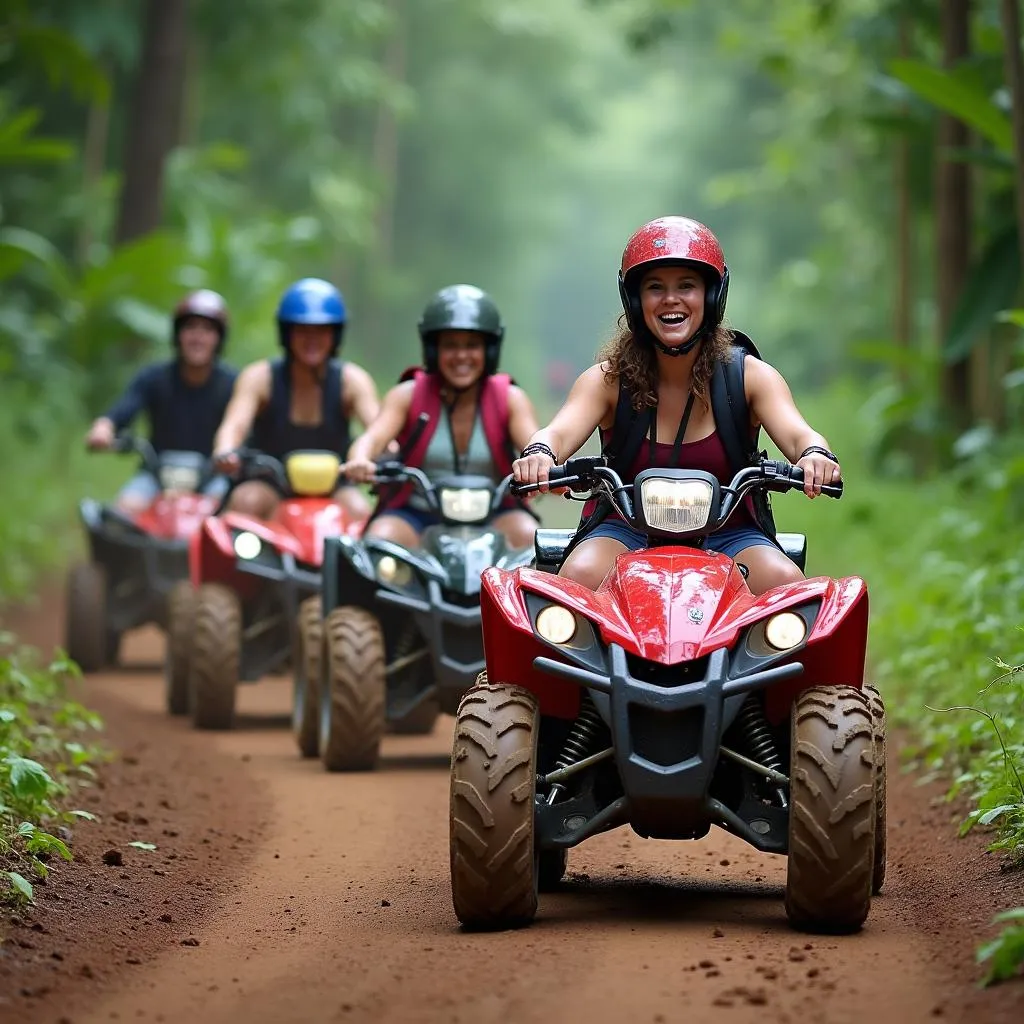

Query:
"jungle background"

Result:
[[1, 0, 1023, 975]]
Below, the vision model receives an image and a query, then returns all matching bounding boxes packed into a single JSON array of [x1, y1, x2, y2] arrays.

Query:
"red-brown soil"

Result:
[[1, 603, 1022, 1024]]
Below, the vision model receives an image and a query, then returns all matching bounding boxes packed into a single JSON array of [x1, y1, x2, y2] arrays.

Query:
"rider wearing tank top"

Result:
[[212, 278, 379, 522]]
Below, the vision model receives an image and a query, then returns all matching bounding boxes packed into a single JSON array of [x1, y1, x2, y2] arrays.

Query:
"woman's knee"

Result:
[[559, 539, 623, 591], [227, 481, 277, 519], [367, 514, 420, 549], [493, 511, 537, 551], [741, 546, 804, 595]]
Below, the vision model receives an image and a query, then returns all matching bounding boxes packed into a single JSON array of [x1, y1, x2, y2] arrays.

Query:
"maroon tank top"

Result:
[[594, 426, 755, 527]]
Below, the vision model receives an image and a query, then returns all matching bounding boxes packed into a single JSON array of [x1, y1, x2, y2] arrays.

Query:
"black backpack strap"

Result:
[[602, 379, 653, 477], [710, 343, 756, 476], [710, 331, 779, 541]]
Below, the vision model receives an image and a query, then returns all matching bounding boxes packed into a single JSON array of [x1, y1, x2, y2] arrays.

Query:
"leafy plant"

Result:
[[0, 639, 105, 905], [977, 909, 1024, 986]]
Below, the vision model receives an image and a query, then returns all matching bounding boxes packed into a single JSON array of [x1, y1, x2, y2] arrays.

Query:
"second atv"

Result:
[[178, 449, 363, 729], [314, 463, 533, 771]]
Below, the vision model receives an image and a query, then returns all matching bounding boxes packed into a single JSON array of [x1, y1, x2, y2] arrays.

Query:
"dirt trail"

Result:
[[4, 617, 1024, 1023]]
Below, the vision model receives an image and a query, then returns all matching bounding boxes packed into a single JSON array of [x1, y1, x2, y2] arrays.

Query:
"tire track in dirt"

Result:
[[2, 606, 1022, 1023], [71, 656, 1022, 1023]]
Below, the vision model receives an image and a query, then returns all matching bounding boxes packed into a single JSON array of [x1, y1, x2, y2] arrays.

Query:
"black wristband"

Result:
[[521, 442, 558, 464], [799, 445, 839, 465]]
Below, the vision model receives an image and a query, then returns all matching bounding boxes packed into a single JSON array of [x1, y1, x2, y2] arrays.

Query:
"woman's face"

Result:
[[639, 265, 706, 350], [288, 324, 335, 369], [436, 331, 486, 389]]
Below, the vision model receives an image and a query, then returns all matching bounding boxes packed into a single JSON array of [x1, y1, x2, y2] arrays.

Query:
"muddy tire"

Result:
[[537, 848, 567, 892], [390, 700, 440, 735], [786, 685, 876, 933], [164, 581, 196, 715], [450, 682, 539, 930], [65, 562, 109, 673], [292, 596, 322, 758], [863, 683, 887, 895], [190, 584, 241, 731], [320, 607, 386, 771]]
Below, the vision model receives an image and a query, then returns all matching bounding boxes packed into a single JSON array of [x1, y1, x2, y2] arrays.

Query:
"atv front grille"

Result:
[[625, 654, 709, 688]]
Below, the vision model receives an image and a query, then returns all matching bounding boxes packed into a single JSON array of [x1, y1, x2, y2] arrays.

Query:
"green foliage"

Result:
[[779, 385, 1024, 978], [0, 638, 105, 904], [977, 909, 1024, 986]]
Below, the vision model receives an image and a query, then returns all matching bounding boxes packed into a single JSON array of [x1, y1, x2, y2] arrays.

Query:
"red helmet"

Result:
[[618, 217, 729, 352], [172, 290, 229, 348]]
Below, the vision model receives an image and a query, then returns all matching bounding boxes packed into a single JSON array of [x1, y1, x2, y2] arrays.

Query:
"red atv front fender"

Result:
[[479, 562, 869, 724]]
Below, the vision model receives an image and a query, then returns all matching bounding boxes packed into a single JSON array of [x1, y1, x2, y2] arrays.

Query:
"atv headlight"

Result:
[[535, 604, 577, 646], [377, 554, 413, 587], [639, 478, 714, 534], [439, 487, 491, 524], [159, 465, 201, 493], [764, 611, 807, 651], [233, 531, 263, 560]]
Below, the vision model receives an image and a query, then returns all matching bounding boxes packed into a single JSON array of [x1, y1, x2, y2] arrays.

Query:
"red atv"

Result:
[[450, 456, 885, 934], [172, 449, 364, 730], [66, 436, 217, 672]]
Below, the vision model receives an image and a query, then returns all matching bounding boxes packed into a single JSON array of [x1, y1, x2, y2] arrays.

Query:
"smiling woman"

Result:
[[513, 216, 842, 596]]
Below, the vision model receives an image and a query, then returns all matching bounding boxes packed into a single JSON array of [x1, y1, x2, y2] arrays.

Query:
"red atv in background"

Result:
[[65, 436, 217, 672], [170, 449, 364, 730], [450, 456, 885, 935]]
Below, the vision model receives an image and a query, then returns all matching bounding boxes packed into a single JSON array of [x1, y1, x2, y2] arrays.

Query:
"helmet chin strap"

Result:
[[648, 321, 706, 357]]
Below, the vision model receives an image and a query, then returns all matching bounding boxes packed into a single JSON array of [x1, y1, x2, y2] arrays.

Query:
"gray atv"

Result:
[[309, 463, 532, 770]]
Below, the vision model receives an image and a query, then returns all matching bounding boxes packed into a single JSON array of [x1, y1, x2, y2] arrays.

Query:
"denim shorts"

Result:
[[586, 518, 776, 560], [376, 506, 440, 534]]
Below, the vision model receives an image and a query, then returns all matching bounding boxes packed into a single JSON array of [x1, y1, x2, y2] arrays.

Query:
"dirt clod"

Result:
[[102, 850, 123, 867], [180, 938, 200, 947]]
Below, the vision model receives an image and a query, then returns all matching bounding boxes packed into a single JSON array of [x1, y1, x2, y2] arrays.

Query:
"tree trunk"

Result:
[[894, 16, 913, 385], [77, 80, 110, 267], [936, 0, 972, 427], [113, 0, 190, 244], [1001, 0, 1024, 277]]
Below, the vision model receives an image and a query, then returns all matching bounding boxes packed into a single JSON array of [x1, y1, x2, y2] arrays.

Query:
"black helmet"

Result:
[[417, 284, 504, 375]]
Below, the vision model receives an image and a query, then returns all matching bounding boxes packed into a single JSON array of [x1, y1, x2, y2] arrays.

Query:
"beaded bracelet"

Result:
[[799, 445, 839, 465], [521, 442, 558, 464]]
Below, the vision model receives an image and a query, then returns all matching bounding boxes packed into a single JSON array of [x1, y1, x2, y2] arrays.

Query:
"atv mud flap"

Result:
[[376, 580, 483, 707], [535, 645, 802, 847]]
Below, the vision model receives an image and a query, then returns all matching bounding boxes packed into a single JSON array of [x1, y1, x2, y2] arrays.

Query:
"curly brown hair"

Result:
[[599, 317, 733, 411]]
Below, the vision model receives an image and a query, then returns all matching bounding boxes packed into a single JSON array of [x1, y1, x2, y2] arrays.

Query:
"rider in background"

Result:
[[86, 290, 237, 511], [512, 216, 842, 596], [212, 278, 379, 521], [344, 284, 540, 550]]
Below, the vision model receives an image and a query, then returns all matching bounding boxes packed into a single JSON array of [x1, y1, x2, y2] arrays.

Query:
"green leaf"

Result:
[[128, 841, 156, 851], [67, 809, 98, 821], [5, 871, 33, 902], [5, 755, 53, 800], [889, 59, 1013, 152], [944, 227, 1021, 362], [978, 804, 1020, 826]]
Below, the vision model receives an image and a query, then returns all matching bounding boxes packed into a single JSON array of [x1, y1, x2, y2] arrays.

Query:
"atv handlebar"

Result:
[[372, 461, 514, 519], [511, 456, 842, 536], [111, 434, 160, 473]]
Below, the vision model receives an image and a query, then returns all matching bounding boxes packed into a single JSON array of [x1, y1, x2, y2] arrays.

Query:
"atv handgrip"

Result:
[[764, 460, 843, 498], [510, 464, 583, 496]]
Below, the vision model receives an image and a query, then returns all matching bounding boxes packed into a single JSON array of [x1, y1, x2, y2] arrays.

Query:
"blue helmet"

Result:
[[276, 278, 347, 355]]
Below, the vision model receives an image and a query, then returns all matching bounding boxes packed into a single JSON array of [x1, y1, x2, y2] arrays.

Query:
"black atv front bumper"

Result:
[[534, 645, 803, 852]]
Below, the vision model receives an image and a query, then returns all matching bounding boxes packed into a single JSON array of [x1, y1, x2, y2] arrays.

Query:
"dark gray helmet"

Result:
[[417, 284, 504, 375]]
